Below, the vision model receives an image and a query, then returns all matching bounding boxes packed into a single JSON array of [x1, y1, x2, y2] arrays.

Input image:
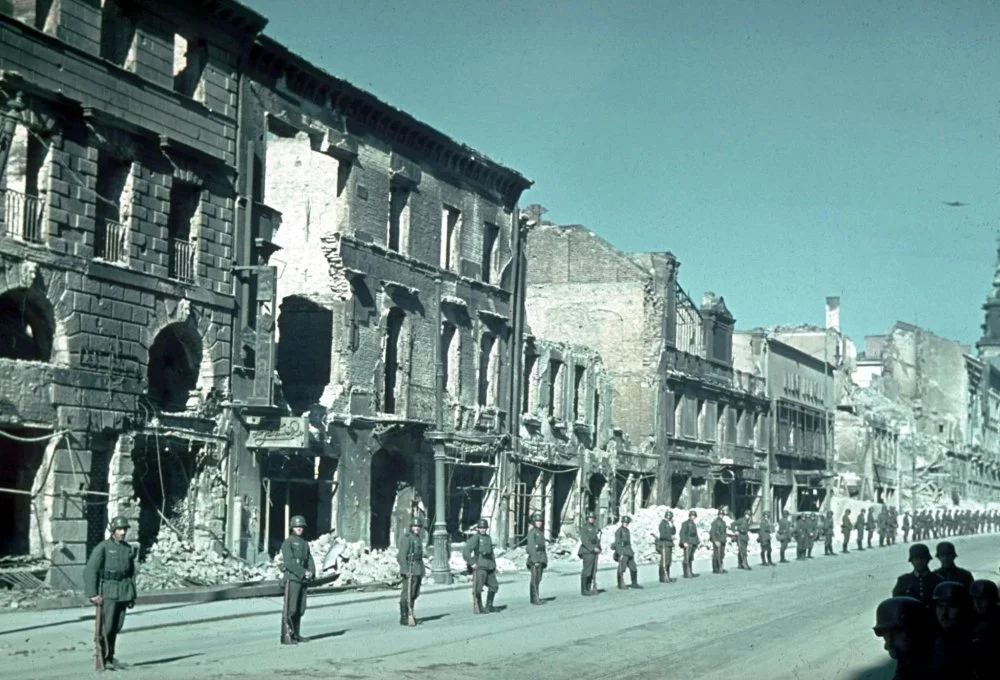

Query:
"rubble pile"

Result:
[[269, 536, 402, 586], [136, 530, 270, 590], [617, 505, 739, 561]]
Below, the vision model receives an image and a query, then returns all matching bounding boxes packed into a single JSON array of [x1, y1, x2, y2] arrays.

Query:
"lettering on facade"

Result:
[[247, 416, 308, 449], [77, 343, 143, 379]]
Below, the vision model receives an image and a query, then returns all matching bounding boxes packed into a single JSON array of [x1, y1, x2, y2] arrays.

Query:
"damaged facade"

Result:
[[243, 36, 532, 552], [524, 223, 768, 520], [0, 0, 270, 586]]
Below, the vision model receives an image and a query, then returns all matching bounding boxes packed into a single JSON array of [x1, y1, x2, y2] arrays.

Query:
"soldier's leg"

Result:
[[485, 570, 499, 611], [628, 557, 641, 588], [399, 579, 410, 625], [664, 547, 674, 581], [101, 598, 118, 660], [617, 555, 628, 589], [474, 568, 486, 613], [291, 581, 307, 639]]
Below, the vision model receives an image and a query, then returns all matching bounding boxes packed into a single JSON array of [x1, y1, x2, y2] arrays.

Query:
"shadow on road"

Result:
[[306, 629, 347, 641], [127, 653, 204, 668], [416, 613, 449, 624], [842, 658, 895, 679], [0, 602, 201, 637], [539, 596, 557, 603]]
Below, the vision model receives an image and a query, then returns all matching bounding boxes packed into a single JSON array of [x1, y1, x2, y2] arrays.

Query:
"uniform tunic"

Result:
[[396, 530, 425, 606], [892, 570, 944, 608], [657, 519, 676, 568], [280, 534, 316, 631], [578, 522, 601, 580], [614, 525, 636, 572], [757, 519, 772, 548], [463, 532, 499, 593], [83, 538, 137, 644], [934, 565, 974, 591], [527, 525, 548, 597]]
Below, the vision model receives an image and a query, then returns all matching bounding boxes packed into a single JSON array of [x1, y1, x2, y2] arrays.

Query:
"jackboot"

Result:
[[581, 575, 592, 596], [474, 594, 484, 614], [485, 591, 496, 613], [665, 566, 675, 583], [399, 603, 409, 626], [659, 566, 666, 583], [617, 567, 627, 590], [629, 571, 643, 589]]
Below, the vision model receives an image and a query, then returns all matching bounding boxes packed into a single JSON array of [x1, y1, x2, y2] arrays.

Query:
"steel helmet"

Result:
[[290, 515, 307, 528], [477, 518, 489, 529], [531, 512, 544, 523], [586, 511, 597, 520], [932, 581, 969, 605], [872, 596, 927, 635], [935, 541, 957, 558], [621, 515, 631, 523], [410, 516, 423, 527], [109, 516, 130, 531], [970, 580, 999, 602], [908, 543, 931, 561]]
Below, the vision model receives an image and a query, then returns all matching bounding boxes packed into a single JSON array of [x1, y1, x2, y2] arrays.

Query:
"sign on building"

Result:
[[247, 415, 309, 449]]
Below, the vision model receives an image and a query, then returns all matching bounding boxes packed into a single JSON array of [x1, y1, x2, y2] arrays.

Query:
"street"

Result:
[[1, 536, 996, 680]]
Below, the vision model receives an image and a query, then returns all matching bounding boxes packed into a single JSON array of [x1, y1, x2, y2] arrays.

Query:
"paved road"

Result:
[[1, 536, 997, 679]]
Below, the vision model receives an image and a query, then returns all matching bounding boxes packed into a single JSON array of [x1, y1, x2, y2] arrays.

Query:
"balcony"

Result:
[[169, 238, 196, 282], [0, 188, 45, 243], [95, 218, 128, 263]]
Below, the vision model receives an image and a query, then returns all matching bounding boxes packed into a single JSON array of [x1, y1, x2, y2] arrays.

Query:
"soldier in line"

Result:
[[279, 515, 315, 644], [886, 507, 897, 545], [866, 505, 878, 549], [613, 515, 642, 589], [758, 511, 774, 567], [822, 510, 836, 556], [840, 509, 853, 554], [805, 511, 817, 558], [970, 579, 1000, 670], [933, 541, 974, 590], [679, 510, 700, 578], [464, 518, 500, 613], [892, 543, 944, 609], [877, 508, 887, 548], [397, 516, 424, 625], [855, 508, 867, 551], [578, 510, 601, 596], [657, 510, 677, 583], [777, 509, 793, 563], [871, 596, 936, 679], [732, 509, 752, 570], [526, 512, 548, 605], [709, 509, 729, 574], [902, 511, 911, 543], [84, 516, 137, 669], [930, 581, 976, 678], [794, 512, 808, 560]]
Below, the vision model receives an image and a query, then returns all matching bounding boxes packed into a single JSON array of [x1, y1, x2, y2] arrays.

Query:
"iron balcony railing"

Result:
[[169, 238, 196, 282], [96, 218, 128, 263], [0, 188, 45, 243]]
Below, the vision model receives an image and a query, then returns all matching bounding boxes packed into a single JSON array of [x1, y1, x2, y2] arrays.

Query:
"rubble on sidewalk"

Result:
[[135, 530, 271, 590]]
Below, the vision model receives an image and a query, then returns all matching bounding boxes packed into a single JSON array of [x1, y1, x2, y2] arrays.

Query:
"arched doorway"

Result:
[[147, 321, 202, 411], [0, 287, 54, 362], [369, 449, 410, 549]]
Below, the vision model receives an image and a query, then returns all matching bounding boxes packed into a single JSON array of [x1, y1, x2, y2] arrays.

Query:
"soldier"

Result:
[[657, 510, 677, 583], [866, 505, 878, 549], [578, 510, 601, 596], [877, 508, 887, 548], [933, 541, 974, 590], [84, 516, 137, 669], [840, 509, 852, 554], [709, 509, 728, 574], [901, 511, 911, 543], [279, 515, 314, 644], [886, 507, 897, 545], [930, 581, 976, 678], [777, 509, 793, 563], [397, 516, 424, 626], [613, 515, 641, 589], [732, 509, 752, 570], [464, 518, 499, 613], [822, 510, 836, 556], [794, 512, 808, 560], [892, 543, 944, 609], [758, 511, 774, 567], [805, 512, 817, 558], [871, 596, 936, 679], [526, 512, 548, 605], [855, 508, 867, 551], [679, 510, 700, 578]]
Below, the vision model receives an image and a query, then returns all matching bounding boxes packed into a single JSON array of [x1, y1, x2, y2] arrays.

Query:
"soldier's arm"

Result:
[[462, 535, 477, 564], [891, 576, 907, 598], [83, 543, 105, 599], [281, 540, 306, 579], [396, 534, 409, 573], [306, 548, 317, 576]]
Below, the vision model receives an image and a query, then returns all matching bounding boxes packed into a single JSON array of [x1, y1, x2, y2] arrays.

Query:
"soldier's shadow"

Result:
[[489, 605, 508, 613], [307, 629, 347, 641], [417, 613, 450, 624], [539, 596, 557, 603], [127, 653, 204, 668]]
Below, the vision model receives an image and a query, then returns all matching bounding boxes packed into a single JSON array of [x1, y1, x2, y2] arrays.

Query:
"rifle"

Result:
[[406, 572, 416, 627], [94, 599, 105, 671], [471, 566, 480, 614], [281, 578, 294, 644], [591, 552, 599, 595]]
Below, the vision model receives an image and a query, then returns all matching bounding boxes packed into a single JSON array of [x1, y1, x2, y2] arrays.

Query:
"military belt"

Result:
[[101, 571, 125, 581]]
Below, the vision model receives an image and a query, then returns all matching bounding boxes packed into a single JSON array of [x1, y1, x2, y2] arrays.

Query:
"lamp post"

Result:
[[430, 276, 452, 584]]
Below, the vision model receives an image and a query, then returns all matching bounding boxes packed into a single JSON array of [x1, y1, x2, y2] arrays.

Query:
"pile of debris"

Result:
[[0, 555, 73, 609], [268, 536, 403, 586], [135, 530, 270, 590]]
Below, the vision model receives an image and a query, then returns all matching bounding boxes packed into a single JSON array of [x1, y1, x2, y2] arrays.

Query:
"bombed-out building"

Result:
[[243, 36, 532, 552], [525, 223, 768, 519], [0, 0, 271, 586]]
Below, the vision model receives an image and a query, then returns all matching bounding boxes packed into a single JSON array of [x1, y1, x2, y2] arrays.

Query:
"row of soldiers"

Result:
[[874, 541, 999, 679]]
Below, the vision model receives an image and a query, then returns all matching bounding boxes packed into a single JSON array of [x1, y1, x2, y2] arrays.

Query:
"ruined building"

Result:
[[0, 0, 274, 586], [525, 223, 768, 519], [243, 37, 532, 551]]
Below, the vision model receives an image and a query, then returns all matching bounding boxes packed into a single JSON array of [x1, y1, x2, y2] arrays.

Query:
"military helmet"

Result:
[[935, 541, 957, 558], [477, 518, 489, 529], [933, 581, 969, 605], [410, 516, 423, 527], [872, 596, 928, 635], [621, 515, 631, 523], [908, 543, 931, 561], [531, 512, 544, 523], [109, 516, 130, 530], [970, 579, 1000, 602], [586, 511, 597, 520], [826, 510, 833, 516], [290, 515, 307, 528]]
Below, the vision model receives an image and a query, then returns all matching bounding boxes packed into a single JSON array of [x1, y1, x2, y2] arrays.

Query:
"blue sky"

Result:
[[244, 0, 1000, 347]]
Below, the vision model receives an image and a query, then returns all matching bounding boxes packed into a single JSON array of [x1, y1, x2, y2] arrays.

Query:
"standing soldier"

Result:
[[280, 515, 314, 644], [578, 510, 601, 596], [709, 509, 728, 574], [933, 541, 974, 590], [855, 508, 867, 551], [679, 510, 700, 578], [657, 510, 677, 583], [822, 510, 836, 556], [397, 517, 424, 626], [464, 518, 499, 614], [84, 516, 137, 669], [794, 512, 808, 560], [526, 512, 548, 605], [877, 508, 887, 548], [891, 543, 944, 609], [841, 509, 853, 553], [866, 506, 878, 549], [805, 512, 817, 558], [777, 510, 793, 563], [613, 515, 641, 589], [732, 509, 752, 570], [758, 511, 774, 566], [902, 511, 911, 543]]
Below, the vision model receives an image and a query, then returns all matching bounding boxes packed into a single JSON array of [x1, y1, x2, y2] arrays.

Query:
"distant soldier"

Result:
[[877, 508, 887, 548], [805, 512, 817, 558], [679, 510, 700, 578], [866, 506, 878, 548], [822, 510, 836, 556], [892, 543, 944, 609], [526, 512, 548, 605], [855, 509, 867, 551], [840, 509, 853, 553], [279, 515, 315, 644], [777, 510, 793, 563], [886, 507, 897, 545], [84, 516, 137, 669], [578, 510, 601, 596], [709, 509, 728, 574], [794, 513, 808, 560], [933, 541, 974, 591], [932, 510, 942, 539], [657, 510, 677, 583], [901, 511, 911, 543], [613, 515, 641, 589], [758, 511, 774, 566], [464, 518, 499, 613], [732, 509, 752, 570], [397, 516, 424, 625]]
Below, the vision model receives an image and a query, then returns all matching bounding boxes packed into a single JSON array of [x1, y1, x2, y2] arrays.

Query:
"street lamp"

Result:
[[430, 276, 452, 584]]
